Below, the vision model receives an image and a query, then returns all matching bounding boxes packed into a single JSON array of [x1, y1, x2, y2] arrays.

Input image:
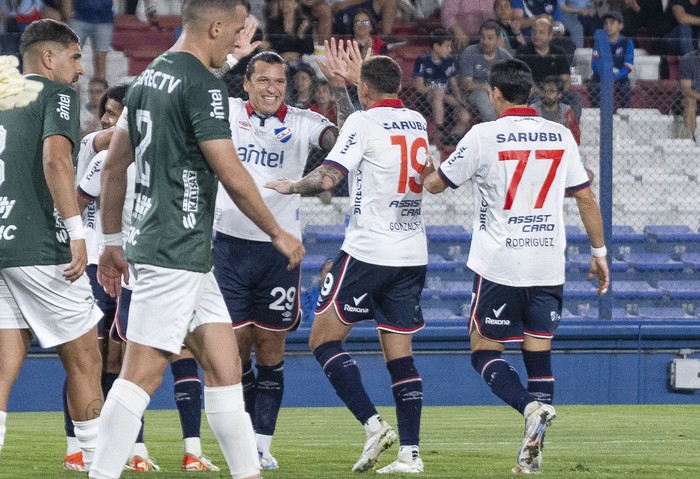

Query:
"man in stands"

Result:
[[680, 31, 700, 140], [515, 17, 582, 120], [266, 49, 429, 474], [424, 58, 609, 474]]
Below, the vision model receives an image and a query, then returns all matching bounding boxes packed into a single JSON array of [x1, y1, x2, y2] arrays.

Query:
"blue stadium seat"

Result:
[[564, 280, 598, 298], [427, 254, 458, 271], [612, 280, 664, 300], [622, 253, 684, 272], [301, 254, 329, 272], [680, 253, 700, 271], [636, 306, 696, 320], [644, 225, 700, 255], [565, 225, 590, 254], [422, 307, 464, 321], [303, 224, 344, 242], [578, 306, 634, 320], [568, 253, 628, 273], [658, 280, 700, 299], [425, 225, 471, 258], [439, 281, 471, 300], [612, 225, 648, 255]]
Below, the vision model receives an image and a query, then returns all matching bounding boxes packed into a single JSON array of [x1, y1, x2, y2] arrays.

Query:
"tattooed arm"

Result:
[[265, 164, 345, 196]]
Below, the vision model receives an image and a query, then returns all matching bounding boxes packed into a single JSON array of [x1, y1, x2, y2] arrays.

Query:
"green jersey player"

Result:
[[90, 2, 304, 479], [0, 19, 103, 471]]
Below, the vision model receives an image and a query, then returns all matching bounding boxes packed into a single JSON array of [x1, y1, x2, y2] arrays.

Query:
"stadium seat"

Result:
[[644, 224, 698, 242], [579, 306, 635, 320], [301, 254, 329, 272], [611, 280, 664, 300], [568, 253, 628, 273], [680, 253, 700, 271], [112, 30, 174, 53], [304, 224, 345, 242], [438, 281, 470, 300], [426, 225, 471, 258], [658, 280, 700, 299], [564, 280, 598, 298], [427, 254, 458, 272], [422, 307, 464, 321], [612, 225, 648, 255], [622, 253, 684, 273], [636, 306, 695, 320]]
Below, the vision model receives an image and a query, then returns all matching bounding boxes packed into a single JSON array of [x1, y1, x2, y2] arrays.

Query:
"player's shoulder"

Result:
[[286, 103, 332, 125]]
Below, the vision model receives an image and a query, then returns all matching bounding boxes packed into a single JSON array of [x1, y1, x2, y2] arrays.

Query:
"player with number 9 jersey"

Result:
[[121, 52, 232, 273], [324, 100, 429, 267], [438, 110, 589, 286]]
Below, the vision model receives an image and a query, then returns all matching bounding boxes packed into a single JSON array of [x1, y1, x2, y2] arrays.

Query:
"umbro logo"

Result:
[[353, 293, 368, 305]]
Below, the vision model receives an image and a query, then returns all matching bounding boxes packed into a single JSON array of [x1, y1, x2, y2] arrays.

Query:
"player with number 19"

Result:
[[423, 58, 609, 474], [266, 48, 429, 474]]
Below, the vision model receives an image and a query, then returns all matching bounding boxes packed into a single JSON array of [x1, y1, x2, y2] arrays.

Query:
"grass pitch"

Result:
[[2, 405, 699, 478]]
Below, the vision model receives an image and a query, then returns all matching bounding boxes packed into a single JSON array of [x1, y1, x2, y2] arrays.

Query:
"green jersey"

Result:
[[0, 76, 80, 268], [124, 52, 232, 273]]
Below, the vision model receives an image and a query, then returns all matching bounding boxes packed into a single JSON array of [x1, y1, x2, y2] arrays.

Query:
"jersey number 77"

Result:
[[498, 149, 564, 210]]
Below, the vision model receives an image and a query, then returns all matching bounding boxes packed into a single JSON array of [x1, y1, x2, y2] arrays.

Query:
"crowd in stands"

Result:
[[3, 1, 700, 142]]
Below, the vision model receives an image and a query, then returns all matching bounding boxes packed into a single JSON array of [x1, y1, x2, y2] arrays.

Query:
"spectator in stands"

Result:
[[559, 0, 601, 49], [620, 0, 673, 55], [331, 0, 398, 39], [299, 0, 333, 45], [531, 75, 581, 143], [414, 28, 471, 144], [665, 0, 700, 56], [265, 0, 315, 62], [351, 9, 387, 58], [69, 0, 113, 80], [680, 32, 700, 140], [310, 79, 338, 123], [0, 0, 71, 31], [80, 76, 107, 137], [515, 17, 582, 120], [460, 20, 512, 122], [288, 61, 316, 108], [588, 11, 633, 110], [512, 0, 564, 38], [301, 258, 334, 324], [440, 0, 494, 51], [493, 0, 526, 53]]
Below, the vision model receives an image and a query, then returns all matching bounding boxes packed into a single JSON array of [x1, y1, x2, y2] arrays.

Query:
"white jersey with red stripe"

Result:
[[213, 98, 333, 241], [77, 151, 136, 264], [323, 99, 429, 267], [75, 131, 102, 264], [438, 107, 590, 286]]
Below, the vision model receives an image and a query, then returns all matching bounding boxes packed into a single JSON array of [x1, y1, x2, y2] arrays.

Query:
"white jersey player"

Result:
[[211, 51, 354, 470], [424, 58, 609, 475], [267, 53, 429, 474]]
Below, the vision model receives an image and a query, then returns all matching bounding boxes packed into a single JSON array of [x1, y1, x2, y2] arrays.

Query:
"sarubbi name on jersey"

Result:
[[389, 220, 423, 231], [505, 237, 554, 248], [496, 132, 563, 143], [382, 120, 427, 131]]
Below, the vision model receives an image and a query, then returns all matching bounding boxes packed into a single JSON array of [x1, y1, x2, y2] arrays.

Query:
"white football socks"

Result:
[[73, 417, 100, 468], [204, 384, 259, 479], [89, 379, 150, 479]]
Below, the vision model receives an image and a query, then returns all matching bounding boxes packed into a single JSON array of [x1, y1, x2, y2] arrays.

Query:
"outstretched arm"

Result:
[[266, 164, 344, 196]]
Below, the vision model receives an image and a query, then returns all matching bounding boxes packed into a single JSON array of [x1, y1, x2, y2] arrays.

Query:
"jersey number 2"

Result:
[[391, 135, 428, 194], [498, 149, 563, 210]]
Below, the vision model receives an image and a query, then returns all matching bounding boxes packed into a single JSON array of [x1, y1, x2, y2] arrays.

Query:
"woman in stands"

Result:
[[350, 9, 387, 58], [265, 0, 315, 63]]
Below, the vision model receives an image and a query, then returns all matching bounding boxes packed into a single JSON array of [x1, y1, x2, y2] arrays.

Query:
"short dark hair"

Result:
[[245, 51, 287, 80], [353, 9, 377, 31], [89, 77, 109, 90], [181, 0, 248, 25], [19, 19, 79, 56], [539, 75, 564, 93], [489, 59, 533, 104], [429, 28, 452, 48], [98, 84, 129, 118], [479, 20, 501, 36], [360, 56, 401, 94]]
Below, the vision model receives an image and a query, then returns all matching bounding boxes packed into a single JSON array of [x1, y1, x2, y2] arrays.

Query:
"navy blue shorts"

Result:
[[316, 251, 426, 333], [110, 287, 132, 343], [86, 264, 117, 338], [213, 233, 301, 331], [468, 274, 562, 343]]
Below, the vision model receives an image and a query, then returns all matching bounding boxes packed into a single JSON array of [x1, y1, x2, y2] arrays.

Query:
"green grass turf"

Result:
[[1, 405, 699, 478]]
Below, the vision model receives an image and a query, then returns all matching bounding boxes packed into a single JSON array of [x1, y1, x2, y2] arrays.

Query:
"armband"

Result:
[[101, 233, 123, 246], [63, 215, 85, 240], [591, 245, 607, 257]]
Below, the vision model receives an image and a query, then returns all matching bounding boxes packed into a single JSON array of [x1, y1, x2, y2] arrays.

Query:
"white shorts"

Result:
[[0, 265, 101, 348], [127, 264, 231, 355]]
